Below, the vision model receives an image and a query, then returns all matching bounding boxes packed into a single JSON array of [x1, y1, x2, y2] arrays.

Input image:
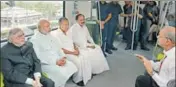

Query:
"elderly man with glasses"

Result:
[[1, 28, 54, 87], [135, 26, 175, 87]]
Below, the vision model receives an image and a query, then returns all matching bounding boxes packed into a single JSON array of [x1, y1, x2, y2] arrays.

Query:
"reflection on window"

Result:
[[1, 1, 63, 40]]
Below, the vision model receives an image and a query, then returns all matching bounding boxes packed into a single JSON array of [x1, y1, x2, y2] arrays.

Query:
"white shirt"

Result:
[[30, 30, 66, 65], [151, 47, 175, 87], [51, 29, 93, 84], [51, 29, 75, 51], [69, 23, 95, 49]]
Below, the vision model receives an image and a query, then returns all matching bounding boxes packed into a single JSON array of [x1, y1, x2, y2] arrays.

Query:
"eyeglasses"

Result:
[[157, 36, 166, 39], [157, 36, 172, 41], [15, 33, 25, 39]]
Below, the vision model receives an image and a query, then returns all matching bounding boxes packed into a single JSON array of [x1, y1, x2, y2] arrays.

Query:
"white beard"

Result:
[[40, 30, 50, 35], [13, 42, 25, 47]]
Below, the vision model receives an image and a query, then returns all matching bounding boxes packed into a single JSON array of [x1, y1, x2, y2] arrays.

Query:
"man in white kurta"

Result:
[[69, 14, 110, 74], [51, 28, 92, 85], [30, 19, 77, 87]]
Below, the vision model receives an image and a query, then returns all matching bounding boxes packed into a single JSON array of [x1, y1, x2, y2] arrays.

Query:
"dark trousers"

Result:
[[124, 28, 139, 48], [135, 73, 159, 87], [125, 27, 133, 46], [4, 76, 54, 87], [107, 22, 118, 48], [140, 19, 151, 47], [125, 21, 141, 48]]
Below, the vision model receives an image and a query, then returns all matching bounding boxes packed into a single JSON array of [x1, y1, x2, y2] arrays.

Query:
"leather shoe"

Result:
[[91, 74, 97, 79], [76, 81, 85, 86], [133, 44, 138, 50], [103, 52, 107, 57], [111, 46, 118, 50], [141, 46, 150, 51], [125, 46, 131, 50], [105, 49, 112, 54], [133, 47, 137, 50]]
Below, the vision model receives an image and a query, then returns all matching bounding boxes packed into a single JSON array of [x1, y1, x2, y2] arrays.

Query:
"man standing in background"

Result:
[[97, 1, 112, 56]]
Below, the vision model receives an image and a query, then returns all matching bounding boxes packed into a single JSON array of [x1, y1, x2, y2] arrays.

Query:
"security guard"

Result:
[[97, 1, 112, 56], [106, 1, 122, 52]]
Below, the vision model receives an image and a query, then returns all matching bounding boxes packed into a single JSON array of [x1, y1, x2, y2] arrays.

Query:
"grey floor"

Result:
[[65, 40, 155, 87]]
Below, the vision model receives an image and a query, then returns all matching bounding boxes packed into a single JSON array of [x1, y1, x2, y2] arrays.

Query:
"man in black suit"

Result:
[[1, 28, 54, 87]]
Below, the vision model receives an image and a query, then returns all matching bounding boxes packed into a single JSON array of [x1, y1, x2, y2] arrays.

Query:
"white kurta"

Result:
[[51, 29, 92, 85], [69, 23, 110, 74], [30, 30, 77, 87]]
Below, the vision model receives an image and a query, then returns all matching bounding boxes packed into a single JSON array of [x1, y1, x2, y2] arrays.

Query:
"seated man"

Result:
[[1, 28, 54, 87], [30, 19, 77, 87], [51, 17, 92, 86], [135, 26, 175, 87], [69, 14, 110, 74]]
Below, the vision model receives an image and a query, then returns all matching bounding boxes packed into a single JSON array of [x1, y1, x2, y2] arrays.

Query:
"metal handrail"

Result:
[[152, 1, 171, 60], [130, 1, 140, 50], [159, 1, 170, 29], [97, 1, 103, 47]]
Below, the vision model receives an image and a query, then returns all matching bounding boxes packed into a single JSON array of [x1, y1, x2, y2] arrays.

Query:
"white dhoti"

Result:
[[42, 60, 77, 87], [51, 29, 93, 85], [69, 23, 110, 74], [30, 30, 78, 87], [66, 54, 92, 85], [79, 45, 110, 74]]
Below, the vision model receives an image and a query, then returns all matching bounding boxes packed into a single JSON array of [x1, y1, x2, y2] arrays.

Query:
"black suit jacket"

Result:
[[1, 42, 41, 85]]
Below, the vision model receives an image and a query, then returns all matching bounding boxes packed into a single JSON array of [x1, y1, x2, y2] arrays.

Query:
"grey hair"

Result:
[[165, 32, 175, 44], [59, 17, 68, 25], [8, 28, 23, 43]]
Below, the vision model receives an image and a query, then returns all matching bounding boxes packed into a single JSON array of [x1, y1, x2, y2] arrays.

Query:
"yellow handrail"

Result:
[[1, 72, 4, 87]]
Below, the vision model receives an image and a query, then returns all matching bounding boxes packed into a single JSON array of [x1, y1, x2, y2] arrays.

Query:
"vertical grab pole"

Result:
[[131, 1, 137, 50], [130, 2, 134, 30], [152, 1, 170, 60], [135, 1, 139, 32], [97, 1, 103, 47], [160, 1, 169, 29], [134, 1, 140, 48], [158, 1, 165, 27]]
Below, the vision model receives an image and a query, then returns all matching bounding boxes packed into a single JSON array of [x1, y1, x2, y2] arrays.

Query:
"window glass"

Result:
[[1, 1, 63, 41]]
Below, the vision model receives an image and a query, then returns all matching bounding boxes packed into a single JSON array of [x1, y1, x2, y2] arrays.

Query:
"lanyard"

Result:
[[159, 55, 167, 73]]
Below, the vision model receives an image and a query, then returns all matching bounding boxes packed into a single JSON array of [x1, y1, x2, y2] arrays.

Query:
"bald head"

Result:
[[38, 19, 50, 34], [160, 26, 175, 44], [161, 26, 175, 32], [38, 19, 50, 30]]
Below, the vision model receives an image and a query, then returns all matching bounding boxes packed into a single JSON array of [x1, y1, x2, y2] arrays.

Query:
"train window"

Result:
[[1, 1, 64, 41]]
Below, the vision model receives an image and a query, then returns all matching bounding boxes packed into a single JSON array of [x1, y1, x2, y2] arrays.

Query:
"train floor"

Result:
[[66, 41, 155, 87]]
